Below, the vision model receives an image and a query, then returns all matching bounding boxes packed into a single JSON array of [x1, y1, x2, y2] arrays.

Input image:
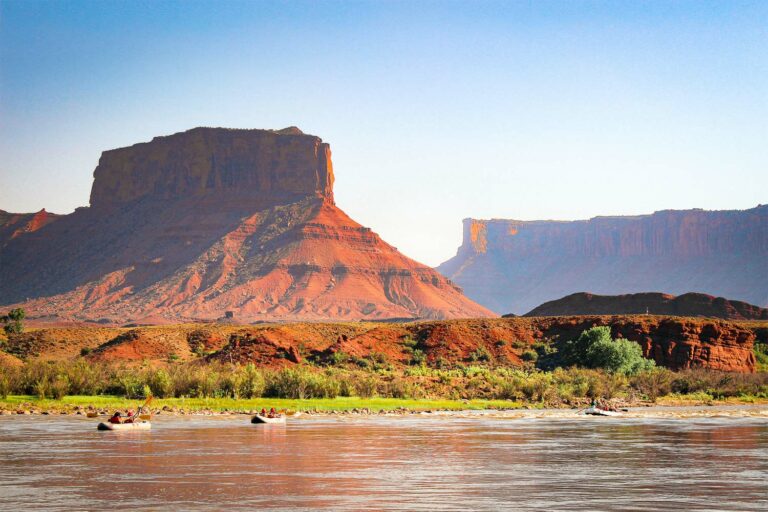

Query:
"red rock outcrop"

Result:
[[0, 209, 61, 244], [7, 316, 757, 372], [524, 292, 768, 320], [438, 207, 768, 314], [526, 316, 757, 373], [0, 127, 492, 323]]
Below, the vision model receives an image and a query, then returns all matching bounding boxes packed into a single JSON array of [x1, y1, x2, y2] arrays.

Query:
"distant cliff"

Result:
[[437, 207, 768, 314], [523, 292, 768, 320], [0, 127, 493, 323]]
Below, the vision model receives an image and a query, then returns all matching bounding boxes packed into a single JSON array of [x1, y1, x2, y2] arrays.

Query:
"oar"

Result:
[[136, 395, 153, 421]]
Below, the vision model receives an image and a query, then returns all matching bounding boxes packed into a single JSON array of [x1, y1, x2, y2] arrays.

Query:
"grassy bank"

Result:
[[0, 395, 524, 414]]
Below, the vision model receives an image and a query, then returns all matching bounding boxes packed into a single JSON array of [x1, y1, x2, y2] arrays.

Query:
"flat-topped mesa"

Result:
[[457, 206, 768, 258], [89, 127, 334, 209]]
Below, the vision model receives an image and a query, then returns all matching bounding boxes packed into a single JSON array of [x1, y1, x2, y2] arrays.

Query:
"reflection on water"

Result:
[[1, 414, 767, 511]]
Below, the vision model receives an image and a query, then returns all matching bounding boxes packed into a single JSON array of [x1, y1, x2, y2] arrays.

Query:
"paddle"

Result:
[[135, 395, 153, 421]]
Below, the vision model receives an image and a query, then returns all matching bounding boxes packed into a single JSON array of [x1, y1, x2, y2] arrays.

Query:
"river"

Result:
[[2, 408, 767, 510]]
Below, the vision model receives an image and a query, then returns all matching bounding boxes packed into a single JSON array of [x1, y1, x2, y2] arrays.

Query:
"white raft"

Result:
[[97, 420, 152, 431], [251, 414, 286, 424], [584, 406, 622, 417]]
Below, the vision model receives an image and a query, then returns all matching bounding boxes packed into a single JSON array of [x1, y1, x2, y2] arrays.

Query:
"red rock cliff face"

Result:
[[438, 207, 768, 314], [89, 127, 334, 208], [0, 127, 492, 323]]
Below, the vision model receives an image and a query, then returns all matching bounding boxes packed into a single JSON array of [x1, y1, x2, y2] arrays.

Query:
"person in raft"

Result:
[[260, 408, 267, 416], [124, 410, 135, 424], [268, 407, 278, 418], [108, 412, 123, 424]]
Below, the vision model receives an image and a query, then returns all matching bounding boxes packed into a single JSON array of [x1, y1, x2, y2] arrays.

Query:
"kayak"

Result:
[[97, 420, 152, 431], [584, 406, 622, 417], [251, 414, 286, 424]]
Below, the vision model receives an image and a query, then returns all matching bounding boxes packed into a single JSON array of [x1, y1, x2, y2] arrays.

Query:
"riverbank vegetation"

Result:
[[1, 326, 766, 412], [1, 358, 766, 408]]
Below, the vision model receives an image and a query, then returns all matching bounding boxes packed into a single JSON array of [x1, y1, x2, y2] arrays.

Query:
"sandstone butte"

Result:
[[3, 316, 759, 373], [0, 127, 494, 324], [523, 292, 768, 320], [437, 207, 768, 315]]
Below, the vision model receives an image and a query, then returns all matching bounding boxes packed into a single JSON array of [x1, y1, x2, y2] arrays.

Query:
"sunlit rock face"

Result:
[[0, 127, 493, 324], [438, 206, 768, 314]]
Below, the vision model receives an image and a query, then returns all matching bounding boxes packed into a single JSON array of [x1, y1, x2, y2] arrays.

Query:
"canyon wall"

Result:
[[438, 207, 768, 314]]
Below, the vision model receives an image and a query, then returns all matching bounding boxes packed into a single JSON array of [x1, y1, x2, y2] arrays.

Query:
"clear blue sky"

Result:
[[1, 1, 766, 266]]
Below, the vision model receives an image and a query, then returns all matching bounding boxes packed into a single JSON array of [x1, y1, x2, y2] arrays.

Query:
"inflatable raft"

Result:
[[584, 406, 622, 417], [251, 414, 286, 424], [97, 420, 152, 431]]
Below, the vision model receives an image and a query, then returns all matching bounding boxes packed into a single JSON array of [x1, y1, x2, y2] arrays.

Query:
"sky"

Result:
[[1, 1, 766, 266]]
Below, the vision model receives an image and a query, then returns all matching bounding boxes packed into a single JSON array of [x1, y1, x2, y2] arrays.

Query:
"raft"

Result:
[[251, 414, 286, 424], [97, 420, 152, 431], [584, 406, 622, 417]]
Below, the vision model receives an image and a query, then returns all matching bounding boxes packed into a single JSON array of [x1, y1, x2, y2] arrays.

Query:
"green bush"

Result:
[[561, 327, 655, 375], [1, 308, 25, 336], [521, 350, 538, 362]]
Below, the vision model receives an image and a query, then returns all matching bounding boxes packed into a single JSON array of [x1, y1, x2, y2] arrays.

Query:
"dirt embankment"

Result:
[[2, 316, 763, 373]]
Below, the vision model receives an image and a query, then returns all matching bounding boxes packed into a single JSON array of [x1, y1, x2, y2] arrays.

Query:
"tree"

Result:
[[561, 326, 655, 375], [1, 308, 25, 335]]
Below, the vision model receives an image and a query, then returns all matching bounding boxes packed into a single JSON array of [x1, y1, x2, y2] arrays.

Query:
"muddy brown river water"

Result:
[[1, 408, 767, 510]]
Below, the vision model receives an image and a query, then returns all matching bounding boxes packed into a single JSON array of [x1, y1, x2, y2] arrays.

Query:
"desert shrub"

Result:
[[80, 347, 92, 357], [670, 369, 768, 398], [237, 363, 265, 398], [265, 367, 339, 399], [146, 368, 173, 398], [410, 349, 426, 366], [469, 346, 492, 363], [330, 351, 349, 366], [355, 375, 378, 398], [381, 377, 423, 399], [64, 358, 108, 395], [337, 375, 356, 397], [0, 373, 11, 399], [630, 368, 674, 401], [521, 350, 538, 362], [49, 374, 68, 400]]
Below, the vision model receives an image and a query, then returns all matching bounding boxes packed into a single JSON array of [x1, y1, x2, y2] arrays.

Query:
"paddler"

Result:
[[108, 411, 123, 424]]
